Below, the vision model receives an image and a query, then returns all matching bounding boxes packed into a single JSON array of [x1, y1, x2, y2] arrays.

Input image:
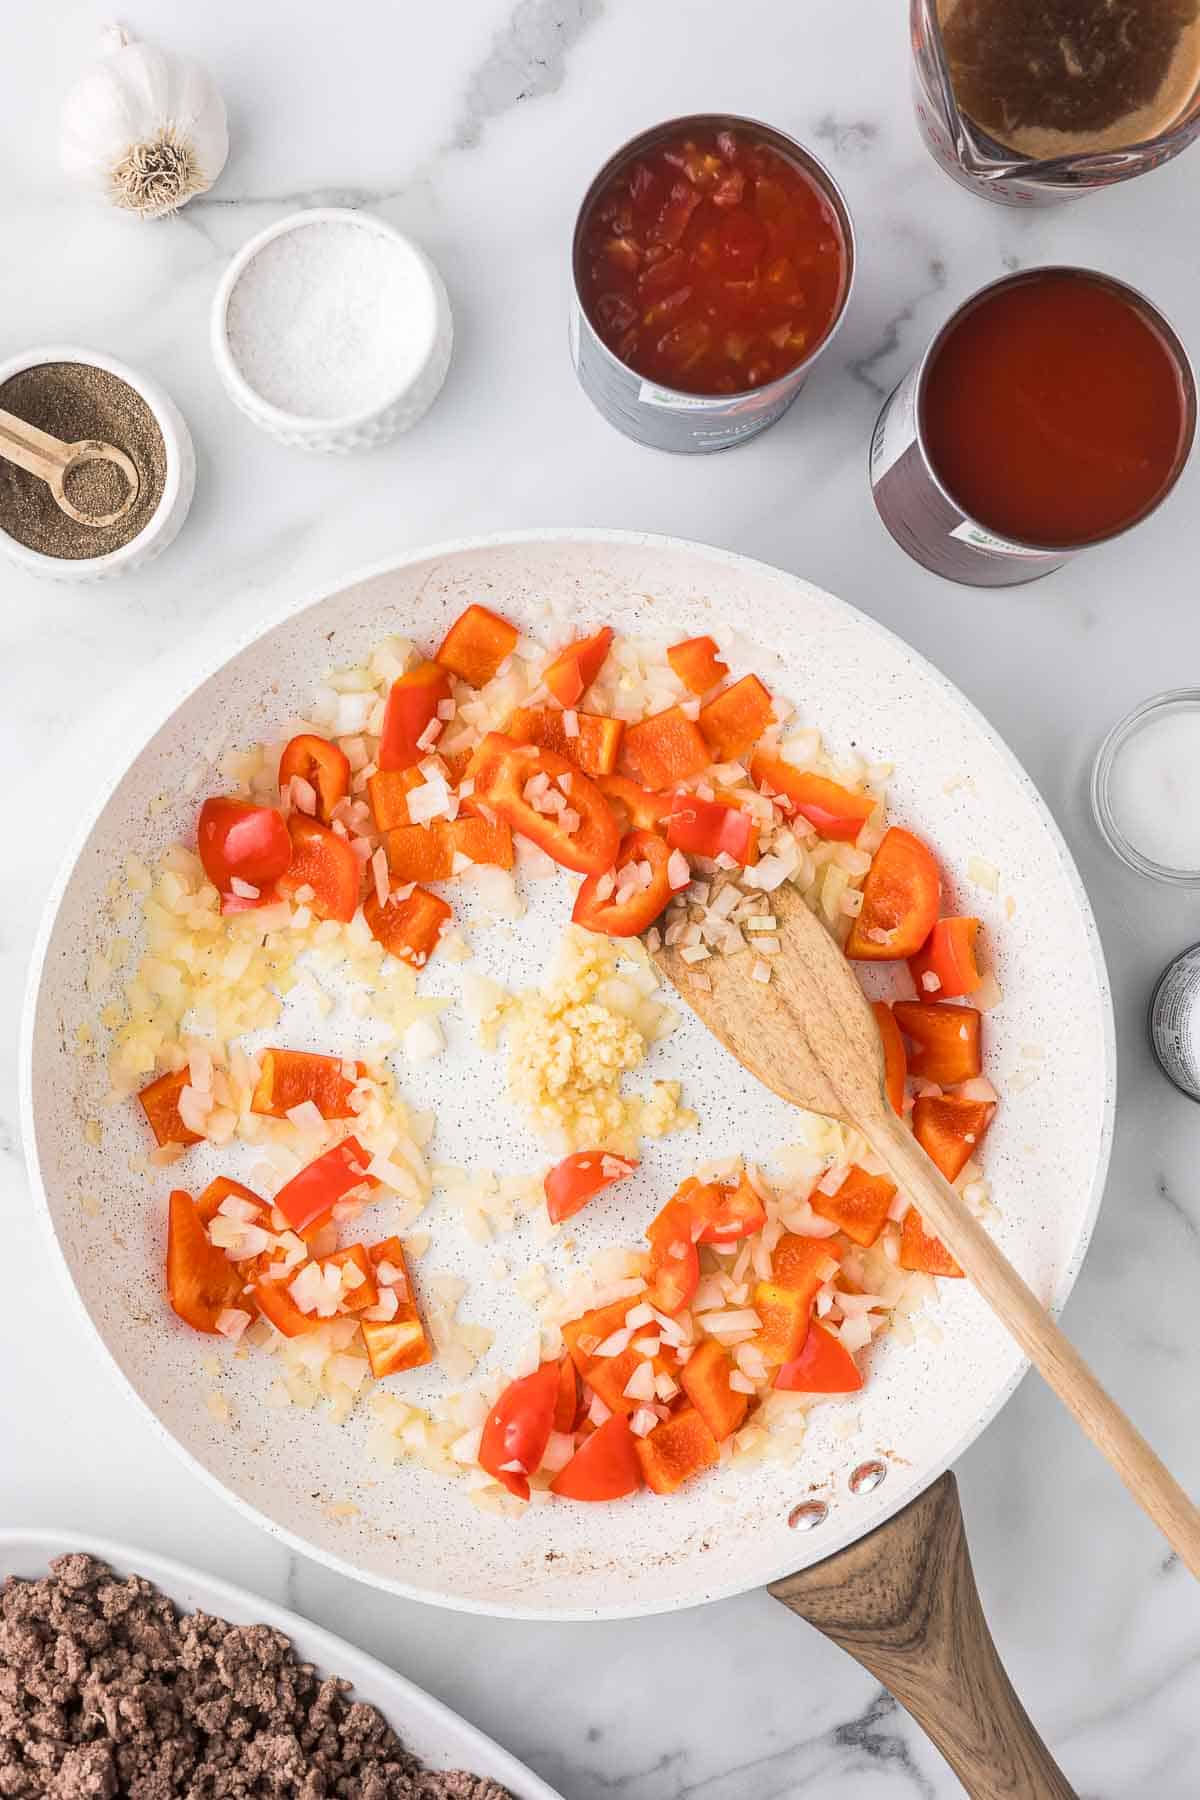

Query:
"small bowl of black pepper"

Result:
[[0, 346, 195, 580]]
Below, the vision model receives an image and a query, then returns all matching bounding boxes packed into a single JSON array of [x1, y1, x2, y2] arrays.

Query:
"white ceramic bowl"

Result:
[[0, 1529, 562, 1799], [0, 345, 195, 582], [21, 530, 1115, 1619], [211, 207, 454, 453]]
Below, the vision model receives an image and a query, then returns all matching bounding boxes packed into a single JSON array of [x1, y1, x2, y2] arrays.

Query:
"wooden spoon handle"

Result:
[[867, 1109, 1200, 1578], [0, 406, 73, 484], [770, 1472, 1078, 1800]]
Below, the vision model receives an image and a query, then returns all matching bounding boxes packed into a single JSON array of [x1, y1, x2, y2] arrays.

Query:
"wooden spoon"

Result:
[[649, 875, 1200, 1576], [0, 406, 139, 528]]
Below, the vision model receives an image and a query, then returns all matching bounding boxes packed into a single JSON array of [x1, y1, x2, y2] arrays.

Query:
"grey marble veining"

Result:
[[3, 2, 1200, 1795]]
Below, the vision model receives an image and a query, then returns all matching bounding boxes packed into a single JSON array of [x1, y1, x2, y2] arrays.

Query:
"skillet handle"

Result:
[[769, 1472, 1077, 1800]]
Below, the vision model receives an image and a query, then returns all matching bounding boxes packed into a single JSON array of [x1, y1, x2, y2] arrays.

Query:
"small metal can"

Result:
[[570, 115, 856, 454], [1150, 944, 1200, 1102], [868, 267, 1196, 587]]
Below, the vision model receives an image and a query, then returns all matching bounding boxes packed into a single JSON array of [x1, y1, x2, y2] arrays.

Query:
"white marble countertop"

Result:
[[4, 3, 1200, 1795]]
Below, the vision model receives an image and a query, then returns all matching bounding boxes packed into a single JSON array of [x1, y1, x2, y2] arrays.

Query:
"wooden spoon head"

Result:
[[648, 876, 889, 1131]]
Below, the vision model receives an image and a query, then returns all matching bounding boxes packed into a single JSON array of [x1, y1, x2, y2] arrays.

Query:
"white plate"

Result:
[[0, 1528, 561, 1798], [21, 529, 1115, 1619]]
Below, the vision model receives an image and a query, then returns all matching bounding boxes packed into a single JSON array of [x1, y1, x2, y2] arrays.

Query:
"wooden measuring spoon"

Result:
[[649, 875, 1200, 1575], [0, 406, 139, 528]]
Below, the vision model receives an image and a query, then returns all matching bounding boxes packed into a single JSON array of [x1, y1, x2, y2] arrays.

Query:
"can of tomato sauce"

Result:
[[571, 115, 856, 454], [869, 266, 1196, 587]]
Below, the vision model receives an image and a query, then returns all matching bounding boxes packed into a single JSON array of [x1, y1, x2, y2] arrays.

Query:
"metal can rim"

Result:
[[902, 265, 1198, 553], [570, 112, 857, 405]]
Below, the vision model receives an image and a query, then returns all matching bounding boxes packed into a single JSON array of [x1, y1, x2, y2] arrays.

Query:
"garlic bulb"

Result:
[[60, 24, 229, 219]]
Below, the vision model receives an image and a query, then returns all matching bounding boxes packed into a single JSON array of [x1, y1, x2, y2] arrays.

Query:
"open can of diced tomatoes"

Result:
[[869, 266, 1197, 587], [571, 115, 856, 454]]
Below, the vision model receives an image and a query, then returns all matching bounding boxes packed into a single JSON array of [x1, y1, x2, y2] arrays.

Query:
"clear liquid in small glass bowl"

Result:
[[1092, 691, 1200, 884]]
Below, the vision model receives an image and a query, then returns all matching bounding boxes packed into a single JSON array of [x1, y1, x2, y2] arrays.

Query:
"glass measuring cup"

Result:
[[910, 0, 1200, 205]]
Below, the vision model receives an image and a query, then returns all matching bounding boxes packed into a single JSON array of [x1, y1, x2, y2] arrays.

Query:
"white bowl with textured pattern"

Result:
[[21, 530, 1115, 1619], [211, 208, 453, 454]]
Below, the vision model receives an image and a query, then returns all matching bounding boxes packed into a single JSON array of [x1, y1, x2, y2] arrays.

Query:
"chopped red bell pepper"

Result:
[[436, 604, 519, 688], [478, 1361, 560, 1500], [893, 1001, 982, 1086], [447, 813, 514, 868], [562, 1297, 639, 1379], [667, 635, 729, 695], [363, 885, 452, 968], [753, 1281, 815, 1366], [691, 1172, 767, 1243], [909, 916, 984, 1000], [551, 1412, 643, 1501], [166, 1190, 245, 1334], [553, 1356, 582, 1433], [899, 1207, 963, 1278], [277, 815, 361, 922], [475, 743, 619, 875], [382, 823, 455, 883], [635, 1407, 720, 1494], [810, 1166, 897, 1248], [846, 827, 940, 961], [749, 753, 875, 842], [254, 1273, 324, 1338], [912, 1095, 995, 1183], [665, 789, 758, 865], [698, 674, 774, 761], [872, 1001, 908, 1116], [544, 1150, 637, 1224], [278, 734, 350, 823], [572, 827, 682, 937], [645, 1194, 700, 1315], [197, 797, 293, 894], [320, 1242, 380, 1312], [679, 1338, 747, 1441], [379, 662, 452, 772], [273, 1136, 373, 1234], [623, 706, 711, 789], [774, 1322, 864, 1393], [360, 1237, 432, 1375], [506, 704, 623, 777], [195, 1175, 265, 1226], [139, 1068, 203, 1149], [771, 1233, 841, 1301], [367, 766, 429, 831], [250, 1048, 363, 1121], [542, 626, 613, 707], [596, 774, 670, 833]]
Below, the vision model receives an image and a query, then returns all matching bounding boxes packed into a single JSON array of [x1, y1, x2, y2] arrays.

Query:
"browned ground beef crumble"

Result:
[[0, 1555, 512, 1800]]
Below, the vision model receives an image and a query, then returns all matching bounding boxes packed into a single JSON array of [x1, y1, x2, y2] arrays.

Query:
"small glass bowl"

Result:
[[1092, 690, 1200, 885]]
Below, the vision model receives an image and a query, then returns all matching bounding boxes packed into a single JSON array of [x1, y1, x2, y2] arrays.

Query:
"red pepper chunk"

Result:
[[691, 1172, 767, 1244], [479, 1361, 561, 1501], [320, 1243, 380, 1312], [542, 626, 613, 707], [623, 706, 710, 789], [476, 743, 619, 875], [698, 675, 773, 762], [553, 1356, 581, 1433], [774, 1322, 864, 1393], [635, 1407, 720, 1495], [750, 753, 875, 843], [899, 1208, 963, 1278], [139, 1069, 203, 1149], [909, 916, 984, 1000], [506, 704, 623, 778], [572, 828, 682, 937], [872, 1001, 908, 1116], [893, 1001, 982, 1087], [274, 1137, 373, 1234], [277, 816, 361, 922], [645, 1194, 700, 1316], [360, 1237, 432, 1376], [544, 1150, 637, 1224], [278, 734, 350, 823], [912, 1096, 995, 1183], [436, 604, 519, 688], [197, 797, 293, 894], [667, 635, 728, 695], [363, 886, 452, 968], [250, 1049, 363, 1121], [846, 827, 940, 961], [551, 1412, 643, 1501], [596, 774, 670, 834], [665, 790, 758, 865], [810, 1166, 897, 1249], [254, 1275, 323, 1339], [166, 1190, 244, 1333], [679, 1338, 747, 1441], [379, 663, 452, 772]]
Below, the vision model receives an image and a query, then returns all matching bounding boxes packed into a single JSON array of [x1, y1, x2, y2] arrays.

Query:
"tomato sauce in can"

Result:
[[869, 266, 1195, 585], [571, 115, 855, 453]]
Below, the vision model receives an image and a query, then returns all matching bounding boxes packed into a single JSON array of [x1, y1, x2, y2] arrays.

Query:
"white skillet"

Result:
[[20, 529, 1114, 1621]]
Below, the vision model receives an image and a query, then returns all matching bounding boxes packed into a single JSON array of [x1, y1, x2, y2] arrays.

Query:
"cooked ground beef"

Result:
[[0, 1555, 512, 1800]]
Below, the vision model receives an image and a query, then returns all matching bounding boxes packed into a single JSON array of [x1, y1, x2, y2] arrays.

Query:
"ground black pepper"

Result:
[[0, 362, 167, 559]]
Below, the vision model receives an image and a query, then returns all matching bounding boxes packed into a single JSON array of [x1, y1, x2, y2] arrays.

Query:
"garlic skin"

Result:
[[60, 24, 229, 219]]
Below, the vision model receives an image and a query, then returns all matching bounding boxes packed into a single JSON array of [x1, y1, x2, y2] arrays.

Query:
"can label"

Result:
[[948, 520, 1050, 559], [1150, 944, 1200, 1100], [869, 365, 919, 482]]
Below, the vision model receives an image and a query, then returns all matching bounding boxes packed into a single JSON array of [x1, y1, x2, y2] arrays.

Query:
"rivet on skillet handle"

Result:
[[769, 1472, 1077, 1800]]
